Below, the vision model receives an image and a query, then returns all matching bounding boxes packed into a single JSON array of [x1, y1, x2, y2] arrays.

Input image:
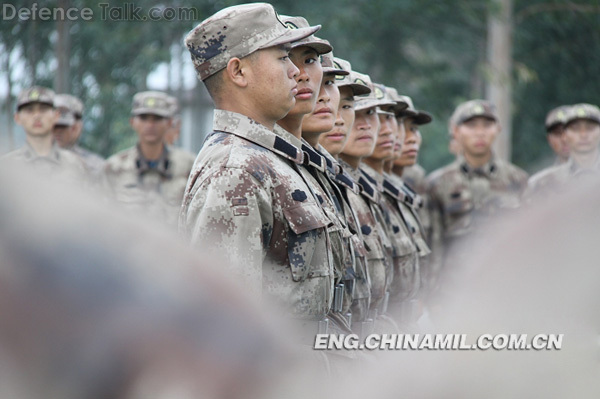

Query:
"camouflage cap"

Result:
[[320, 51, 348, 76], [353, 72, 395, 112], [56, 94, 84, 119], [394, 93, 432, 125], [53, 94, 76, 127], [16, 86, 55, 110], [131, 91, 172, 118], [381, 86, 409, 116], [563, 103, 600, 126], [280, 15, 332, 54], [544, 105, 569, 132], [185, 3, 320, 81], [332, 57, 371, 97], [166, 95, 180, 118], [451, 99, 497, 126]]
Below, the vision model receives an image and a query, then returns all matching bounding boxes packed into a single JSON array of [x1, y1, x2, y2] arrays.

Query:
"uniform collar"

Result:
[[458, 154, 498, 178], [214, 110, 304, 164], [136, 143, 171, 178], [359, 163, 384, 192], [567, 154, 600, 176], [21, 140, 62, 164], [317, 146, 360, 194]]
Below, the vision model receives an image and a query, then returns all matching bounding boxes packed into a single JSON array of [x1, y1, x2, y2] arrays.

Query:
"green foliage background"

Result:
[[1, 0, 599, 174]]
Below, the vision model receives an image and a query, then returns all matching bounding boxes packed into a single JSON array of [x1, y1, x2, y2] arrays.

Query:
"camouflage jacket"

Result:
[[400, 163, 432, 243], [315, 146, 370, 324], [180, 110, 334, 320], [2, 140, 85, 183], [104, 143, 195, 226], [426, 155, 528, 273], [71, 144, 105, 181], [525, 156, 600, 200]]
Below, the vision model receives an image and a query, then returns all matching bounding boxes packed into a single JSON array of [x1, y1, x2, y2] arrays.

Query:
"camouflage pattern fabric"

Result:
[[426, 155, 528, 284], [2, 141, 85, 183], [180, 110, 334, 320], [525, 157, 600, 200], [104, 144, 194, 227]]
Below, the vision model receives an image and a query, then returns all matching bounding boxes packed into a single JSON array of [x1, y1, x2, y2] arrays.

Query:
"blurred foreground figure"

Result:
[[336, 176, 600, 398], [0, 169, 293, 399]]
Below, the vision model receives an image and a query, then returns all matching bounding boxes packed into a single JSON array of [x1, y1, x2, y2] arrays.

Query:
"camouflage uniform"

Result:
[[180, 110, 334, 325], [427, 155, 528, 278], [3, 86, 86, 182], [526, 104, 600, 198], [104, 144, 195, 226], [2, 141, 85, 182]]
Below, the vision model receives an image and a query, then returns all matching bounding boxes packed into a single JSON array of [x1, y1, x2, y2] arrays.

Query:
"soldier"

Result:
[[384, 90, 433, 314], [338, 72, 398, 331], [104, 90, 195, 226], [2, 86, 84, 181], [363, 83, 421, 326], [544, 105, 571, 166], [318, 57, 374, 330], [526, 103, 600, 198], [52, 93, 105, 178], [426, 99, 528, 293], [178, 3, 335, 344]]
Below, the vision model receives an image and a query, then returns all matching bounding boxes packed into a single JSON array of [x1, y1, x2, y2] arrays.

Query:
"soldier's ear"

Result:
[[225, 57, 249, 88]]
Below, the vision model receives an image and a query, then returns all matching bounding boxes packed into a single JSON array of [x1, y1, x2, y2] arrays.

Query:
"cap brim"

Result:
[[291, 40, 332, 55], [261, 25, 321, 50], [414, 111, 432, 125], [323, 68, 349, 76], [132, 108, 172, 118], [355, 98, 395, 111], [340, 83, 371, 97], [18, 100, 54, 109]]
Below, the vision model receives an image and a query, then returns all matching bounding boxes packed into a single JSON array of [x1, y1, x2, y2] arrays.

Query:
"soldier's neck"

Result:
[[392, 163, 404, 177], [339, 153, 360, 169], [384, 159, 394, 174], [277, 115, 304, 139], [302, 131, 322, 148], [26, 133, 53, 156], [573, 149, 600, 169], [362, 157, 384, 174], [463, 151, 492, 169], [139, 141, 165, 160]]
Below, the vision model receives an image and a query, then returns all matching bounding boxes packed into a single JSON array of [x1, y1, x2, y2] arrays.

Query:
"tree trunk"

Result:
[[486, 0, 513, 161]]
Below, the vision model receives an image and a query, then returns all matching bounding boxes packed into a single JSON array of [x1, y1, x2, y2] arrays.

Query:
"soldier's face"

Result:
[[546, 126, 569, 159], [341, 106, 379, 161], [286, 46, 323, 117], [319, 86, 355, 156], [301, 72, 340, 143], [246, 45, 300, 123], [14, 103, 58, 137], [454, 116, 498, 157], [395, 117, 421, 167], [564, 119, 600, 155], [53, 124, 79, 148], [368, 111, 397, 161], [131, 114, 170, 145]]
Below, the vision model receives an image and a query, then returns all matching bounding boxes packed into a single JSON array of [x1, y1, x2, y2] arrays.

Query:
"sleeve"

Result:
[[425, 179, 445, 292], [181, 167, 272, 297]]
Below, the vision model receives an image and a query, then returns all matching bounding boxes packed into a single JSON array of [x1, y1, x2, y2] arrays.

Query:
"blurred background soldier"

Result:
[[53, 93, 105, 179], [526, 103, 600, 199], [2, 86, 84, 181], [544, 105, 570, 166], [426, 99, 528, 299], [104, 90, 195, 227]]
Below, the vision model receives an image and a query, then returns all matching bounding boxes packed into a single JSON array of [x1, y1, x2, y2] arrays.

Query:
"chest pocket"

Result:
[[283, 201, 332, 282], [443, 190, 474, 236]]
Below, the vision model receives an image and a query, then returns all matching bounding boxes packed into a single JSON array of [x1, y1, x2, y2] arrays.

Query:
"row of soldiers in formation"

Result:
[[4, 2, 600, 348]]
